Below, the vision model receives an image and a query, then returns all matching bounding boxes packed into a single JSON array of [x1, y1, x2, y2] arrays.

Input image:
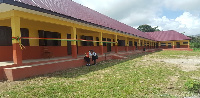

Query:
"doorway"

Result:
[[67, 34, 72, 55], [176, 42, 180, 48], [134, 42, 137, 50], [107, 38, 111, 52]]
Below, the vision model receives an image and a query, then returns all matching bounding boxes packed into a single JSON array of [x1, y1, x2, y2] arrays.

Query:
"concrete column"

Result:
[[159, 42, 161, 48], [11, 16, 22, 65], [173, 41, 175, 49], [99, 32, 103, 55], [125, 37, 128, 52], [166, 43, 168, 49], [29, 29, 39, 46], [61, 32, 67, 46], [142, 40, 145, 48], [132, 38, 135, 51], [138, 39, 141, 50], [71, 27, 77, 58], [188, 40, 190, 48], [115, 35, 118, 53]]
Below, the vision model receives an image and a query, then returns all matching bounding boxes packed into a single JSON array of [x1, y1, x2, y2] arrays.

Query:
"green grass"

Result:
[[1, 51, 200, 97], [193, 48, 200, 52]]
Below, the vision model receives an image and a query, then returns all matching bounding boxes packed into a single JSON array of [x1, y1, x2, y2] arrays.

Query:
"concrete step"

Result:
[[3, 55, 105, 81]]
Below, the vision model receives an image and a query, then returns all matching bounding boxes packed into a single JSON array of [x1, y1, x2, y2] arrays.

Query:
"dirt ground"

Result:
[[156, 56, 200, 72]]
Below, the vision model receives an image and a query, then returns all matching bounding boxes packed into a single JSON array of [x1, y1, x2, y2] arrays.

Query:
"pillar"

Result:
[[115, 35, 118, 53], [143, 40, 145, 49], [71, 27, 77, 58], [125, 37, 128, 52], [132, 38, 135, 51], [61, 32, 67, 46], [188, 40, 190, 48], [173, 41, 175, 49], [29, 29, 39, 46], [166, 43, 168, 49], [99, 32, 103, 55], [138, 39, 140, 50], [11, 16, 22, 65], [159, 42, 161, 48], [148, 41, 150, 49]]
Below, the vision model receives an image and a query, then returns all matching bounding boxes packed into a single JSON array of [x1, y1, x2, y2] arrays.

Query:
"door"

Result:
[[156, 43, 159, 48], [67, 34, 72, 55], [134, 42, 137, 50], [107, 38, 111, 52], [176, 42, 180, 48]]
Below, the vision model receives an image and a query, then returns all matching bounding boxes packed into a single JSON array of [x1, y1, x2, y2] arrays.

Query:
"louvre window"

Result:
[[38, 30, 61, 46], [183, 42, 188, 44], [161, 43, 166, 46]]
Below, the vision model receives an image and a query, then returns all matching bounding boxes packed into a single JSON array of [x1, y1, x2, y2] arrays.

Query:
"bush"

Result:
[[185, 79, 200, 93]]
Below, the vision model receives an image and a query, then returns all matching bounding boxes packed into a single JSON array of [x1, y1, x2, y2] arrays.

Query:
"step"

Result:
[[3, 55, 105, 81]]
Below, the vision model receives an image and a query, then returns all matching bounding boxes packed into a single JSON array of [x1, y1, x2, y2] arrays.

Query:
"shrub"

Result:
[[185, 79, 200, 93]]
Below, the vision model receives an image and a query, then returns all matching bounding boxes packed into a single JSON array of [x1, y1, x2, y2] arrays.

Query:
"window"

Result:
[[168, 43, 172, 48], [161, 43, 166, 46], [129, 41, 133, 46], [103, 38, 106, 46], [183, 42, 188, 44], [0, 26, 12, 46], [80, 35, 93, 46], [38, 30, 61, 46], [118, 40, 125, 46], [21, 28, 30, 46]]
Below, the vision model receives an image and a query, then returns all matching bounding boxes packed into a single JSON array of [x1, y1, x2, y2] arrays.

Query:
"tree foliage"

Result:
[[137, 24, 160, 32], [189, 35, 200, 48]]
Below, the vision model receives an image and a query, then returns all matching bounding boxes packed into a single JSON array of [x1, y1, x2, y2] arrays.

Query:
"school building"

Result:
[[0, 0, 192, 81]]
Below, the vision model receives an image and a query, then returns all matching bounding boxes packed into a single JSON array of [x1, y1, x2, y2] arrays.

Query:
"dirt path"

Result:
[[154, 56, 200, 72]]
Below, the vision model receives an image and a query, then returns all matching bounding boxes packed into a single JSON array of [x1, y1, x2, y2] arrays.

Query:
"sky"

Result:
[[72, 0, 200, 36]]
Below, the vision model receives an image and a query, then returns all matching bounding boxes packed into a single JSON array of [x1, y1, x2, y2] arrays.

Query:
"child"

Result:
[[91, 50, 97, 65], [84, 51, 91, 66]]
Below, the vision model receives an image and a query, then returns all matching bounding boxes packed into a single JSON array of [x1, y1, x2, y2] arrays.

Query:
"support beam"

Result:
[[71, 27, 77, 58], [29, 29, 39, 46], [115, 35, 118, 53], [99, 32, 103, 55], [132, 38, 135, 51], [125, 37, 128, 52], [173, 41, 175, 49], [61, 32, 67, 46], [138, 39, 141, 50], [188, 40, 190, 48], [159, 42, 161, 48], [0, 10, 12, 21], [11, 16, 22, 65]]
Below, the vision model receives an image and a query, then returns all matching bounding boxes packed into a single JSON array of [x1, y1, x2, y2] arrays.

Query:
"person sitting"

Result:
[[90, 50, 97, 65], [84, 50, 91, 66]]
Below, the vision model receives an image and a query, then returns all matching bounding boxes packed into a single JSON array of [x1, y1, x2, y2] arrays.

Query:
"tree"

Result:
[[137, 24, 160, 32]]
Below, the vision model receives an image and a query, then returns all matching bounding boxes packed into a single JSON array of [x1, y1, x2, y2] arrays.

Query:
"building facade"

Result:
[[0, 0, 191, 64]]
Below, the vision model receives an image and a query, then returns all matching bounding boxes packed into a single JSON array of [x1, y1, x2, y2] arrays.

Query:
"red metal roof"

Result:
[[13, 0, 152, 39], [146, 30, 191, 41]]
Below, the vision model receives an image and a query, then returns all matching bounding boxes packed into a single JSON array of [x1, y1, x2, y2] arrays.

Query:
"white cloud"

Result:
[[73, 0, 200, 35], [164, 0, 200, 12], [151, 12, 200, 35]]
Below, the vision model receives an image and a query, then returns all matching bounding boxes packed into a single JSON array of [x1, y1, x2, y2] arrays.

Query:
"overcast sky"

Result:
[[73, 0, 200, 36]]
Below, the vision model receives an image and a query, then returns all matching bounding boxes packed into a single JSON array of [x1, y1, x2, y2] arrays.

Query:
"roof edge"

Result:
[[3, 0, 153, 41]]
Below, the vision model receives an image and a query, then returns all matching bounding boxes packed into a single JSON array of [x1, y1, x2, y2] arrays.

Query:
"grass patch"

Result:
[[0, 51, 200, 97]]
